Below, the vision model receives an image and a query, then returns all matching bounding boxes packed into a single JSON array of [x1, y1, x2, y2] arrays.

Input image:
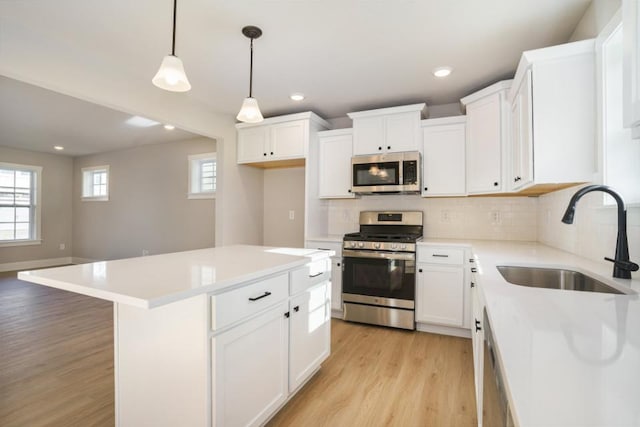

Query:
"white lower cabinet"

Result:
[[289, 281, 331, 392], [470, 269, 484, 426], [212, 301, 289, 427], [416, 264, 465, 326]]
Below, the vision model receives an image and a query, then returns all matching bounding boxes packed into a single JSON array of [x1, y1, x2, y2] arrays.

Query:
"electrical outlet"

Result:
[[142, 249, 149, 256], [490, 211, 502, 225], [441, 210, 451, 223], [289, 210, 295, 220], [59, 243, 65, 250]]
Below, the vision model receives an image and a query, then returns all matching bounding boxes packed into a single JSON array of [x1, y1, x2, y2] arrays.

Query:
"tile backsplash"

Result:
[[327, 195, 538, 241]]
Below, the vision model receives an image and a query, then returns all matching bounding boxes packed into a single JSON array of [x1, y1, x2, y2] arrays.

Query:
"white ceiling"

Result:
[[0, 76, 200, 157], [0, 0, 591, 153]]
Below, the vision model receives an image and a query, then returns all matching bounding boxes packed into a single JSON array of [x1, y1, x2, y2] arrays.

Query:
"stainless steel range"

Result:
[[342, 211, 423, 330]]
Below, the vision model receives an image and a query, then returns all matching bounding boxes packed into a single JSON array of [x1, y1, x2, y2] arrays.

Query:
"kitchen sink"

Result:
[[496, 266, 624, 294]]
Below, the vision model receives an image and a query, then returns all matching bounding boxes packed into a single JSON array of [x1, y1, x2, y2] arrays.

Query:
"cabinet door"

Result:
[[471, 280, 484, 425], [330, 257, 343, 311], [384, 112, 420, 152], [318, 133, 355, 198], [289, 282, 331, 392], [270, 120, 306, 159], [238, 126, 269, 164], [510, 70, 534, 191], [466, 93, 503, 194], [422, 122, 466, 196], [353, 116, 385, 155], [415, 264, 464, 327], [213, 302, 289, 427]]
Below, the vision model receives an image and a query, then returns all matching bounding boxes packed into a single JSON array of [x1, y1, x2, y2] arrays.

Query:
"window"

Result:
[[189, 153, 216, 199], [0, 162, 42, 246], [82, 165, 109, 201]]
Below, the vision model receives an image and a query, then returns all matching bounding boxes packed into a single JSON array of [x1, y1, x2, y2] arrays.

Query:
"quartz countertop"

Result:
[[18, 245, 329, 309], [424, 240, 640, 426]]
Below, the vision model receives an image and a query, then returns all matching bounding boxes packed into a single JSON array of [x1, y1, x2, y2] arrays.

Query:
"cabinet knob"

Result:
[[378, 146, 382, 151], [475, 319, 482, 332], [348, 189, 351, 193], [493, 182, 499, 187], [294, 305, 300, 312], [471, 281, 475, 288], [337, 263, 341, 267], [270, 151, 274, 155], [471, 267, 478, 273], [387, 146, 391, 150], [263, 153, 267, 156], [284, 312, 290, 318], [424, 187, 428, 191], [418, 268, 423, 273]]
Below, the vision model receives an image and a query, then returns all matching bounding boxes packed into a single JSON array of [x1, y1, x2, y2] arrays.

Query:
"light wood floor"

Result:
[[1, 271, 476, 426]]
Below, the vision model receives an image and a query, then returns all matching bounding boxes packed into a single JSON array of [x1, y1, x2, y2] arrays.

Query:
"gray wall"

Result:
[[0, 146, 73, 263], [570, 0, 621, 41], [263, 167, 305, 248], [72, 137, 216, 260]]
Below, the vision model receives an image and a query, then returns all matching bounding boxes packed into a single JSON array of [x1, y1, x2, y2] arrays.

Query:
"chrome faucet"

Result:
[[562, 185, 639, 279]]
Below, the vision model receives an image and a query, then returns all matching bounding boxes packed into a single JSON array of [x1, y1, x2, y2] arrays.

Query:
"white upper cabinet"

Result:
[[623, 0, 640, 137], [461, 81, 511, 194], [317, 129, 355, 199], [236, 112, 330, 166], [421, 116, 467, 197], [348, 104, 427, 155], [508, 39, 597, 192]]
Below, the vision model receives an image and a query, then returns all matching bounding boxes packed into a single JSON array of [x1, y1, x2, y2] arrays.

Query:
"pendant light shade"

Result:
[[153, 0, 191, 92], [153, 55, 191, 92], [236, 97, 264, 123], [237, 26, 264, 123]]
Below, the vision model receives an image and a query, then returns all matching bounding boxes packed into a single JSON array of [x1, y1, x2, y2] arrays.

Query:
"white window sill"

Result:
[[82, 196, 109, 202], [0, 239, 42, 248], [188, 192, 216, 200]]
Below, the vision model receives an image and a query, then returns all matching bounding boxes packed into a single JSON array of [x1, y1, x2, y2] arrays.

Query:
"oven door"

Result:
[[342, 249, 415, 307]]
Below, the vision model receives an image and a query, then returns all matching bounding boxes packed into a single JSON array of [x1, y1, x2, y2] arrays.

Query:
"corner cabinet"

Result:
[[461, 80, 512, 194], [347, 104, 427, 155], [317, 129, 355, 199], [237, 112, 331, 167], [508, 39, 596, 192], [421, 116, 467, 197], [415, 244, 471, 337], [623, 0, 640, 137]]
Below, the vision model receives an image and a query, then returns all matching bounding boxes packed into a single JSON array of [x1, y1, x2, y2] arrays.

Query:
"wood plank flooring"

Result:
[[1, 271, 476, 426]]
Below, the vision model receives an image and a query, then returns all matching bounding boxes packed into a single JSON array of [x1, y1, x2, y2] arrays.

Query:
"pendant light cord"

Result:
[[171, 0, 177, 56], [249, 37, 254, 97]]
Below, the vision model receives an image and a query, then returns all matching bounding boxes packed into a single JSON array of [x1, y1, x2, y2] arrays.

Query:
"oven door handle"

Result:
[[343, 249, 415, 261]]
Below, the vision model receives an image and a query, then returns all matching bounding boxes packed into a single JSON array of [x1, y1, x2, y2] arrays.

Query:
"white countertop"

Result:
[[17, 245, 327, 309], [448, 240, 640, 427]]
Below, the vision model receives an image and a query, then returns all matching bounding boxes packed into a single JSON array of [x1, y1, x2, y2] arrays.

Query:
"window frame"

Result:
[[81, 165, 110, 201], [0, 161, 42, 247], [188, 153, 216, 199]]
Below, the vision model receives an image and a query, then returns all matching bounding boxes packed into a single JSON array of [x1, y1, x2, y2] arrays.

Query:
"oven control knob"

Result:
[[374, 242, 381, 249], [357, 242, 364, 248], [401, 244, 407, 250], [350, 241, 357, 248], [391, 243, 398, 250]]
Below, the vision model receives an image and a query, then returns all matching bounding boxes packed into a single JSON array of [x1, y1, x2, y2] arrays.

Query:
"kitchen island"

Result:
[[18, 245, 333, 427]]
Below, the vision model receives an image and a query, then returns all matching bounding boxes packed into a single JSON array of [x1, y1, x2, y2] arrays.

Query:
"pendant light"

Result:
[[236, 26, 264, 123], [152, 0, 191, 92]]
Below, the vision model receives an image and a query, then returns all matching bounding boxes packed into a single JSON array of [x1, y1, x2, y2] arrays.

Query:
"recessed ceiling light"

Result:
[[164, 124, 175, 130], [126, 116, 160, 127], [433, 67, 453, 78], [53, 146, 64, 151], [290, 93, 305, 101]]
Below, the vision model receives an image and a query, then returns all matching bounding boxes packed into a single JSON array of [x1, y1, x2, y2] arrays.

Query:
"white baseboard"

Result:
[[331, 309, 344, 319], [416, 322, 472, 339], [0, 257, 73, 273]]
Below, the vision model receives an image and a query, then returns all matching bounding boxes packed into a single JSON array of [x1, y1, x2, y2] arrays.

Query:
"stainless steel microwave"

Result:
[[351, 151, 421, 194]]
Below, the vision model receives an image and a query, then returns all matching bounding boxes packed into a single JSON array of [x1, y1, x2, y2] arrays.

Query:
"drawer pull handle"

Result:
[[475, 319, 482, 332], [309, 272, 323, 278], [249, 291, 272, 302], [471, 281, 475, 288], [294, 305, 300, 312], [471, 267, 478, 273], [284, 312, 290, 318], [432, 254, 449, 258]]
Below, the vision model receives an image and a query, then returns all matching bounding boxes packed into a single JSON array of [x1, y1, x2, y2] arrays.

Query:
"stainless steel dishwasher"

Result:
[[482, 308, 515, 427]]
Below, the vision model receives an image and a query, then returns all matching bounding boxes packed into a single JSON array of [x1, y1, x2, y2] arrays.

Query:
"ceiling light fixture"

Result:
[[152, 0, 191, 92], [53, 146, 64, 151], [236, 26, 264, 123], [126, 116, 161, 127], [433, 66, 453, 78], [290, 93, 305, 101], [164, 124, 175, 130]]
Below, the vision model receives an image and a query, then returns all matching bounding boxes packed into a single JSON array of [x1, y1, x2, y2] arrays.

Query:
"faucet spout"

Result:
[[561, 185, 638, 279]]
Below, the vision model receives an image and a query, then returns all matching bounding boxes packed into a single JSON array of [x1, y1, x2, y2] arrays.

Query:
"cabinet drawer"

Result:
[[305, 240, 342, 257], [418, 247, 464, 265], [290, 259, 331, 295], [211, 274, 289, 330]]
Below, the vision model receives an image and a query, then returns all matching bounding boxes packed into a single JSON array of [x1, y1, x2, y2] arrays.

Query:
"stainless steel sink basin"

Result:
[[496, 266, 624, 294]]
